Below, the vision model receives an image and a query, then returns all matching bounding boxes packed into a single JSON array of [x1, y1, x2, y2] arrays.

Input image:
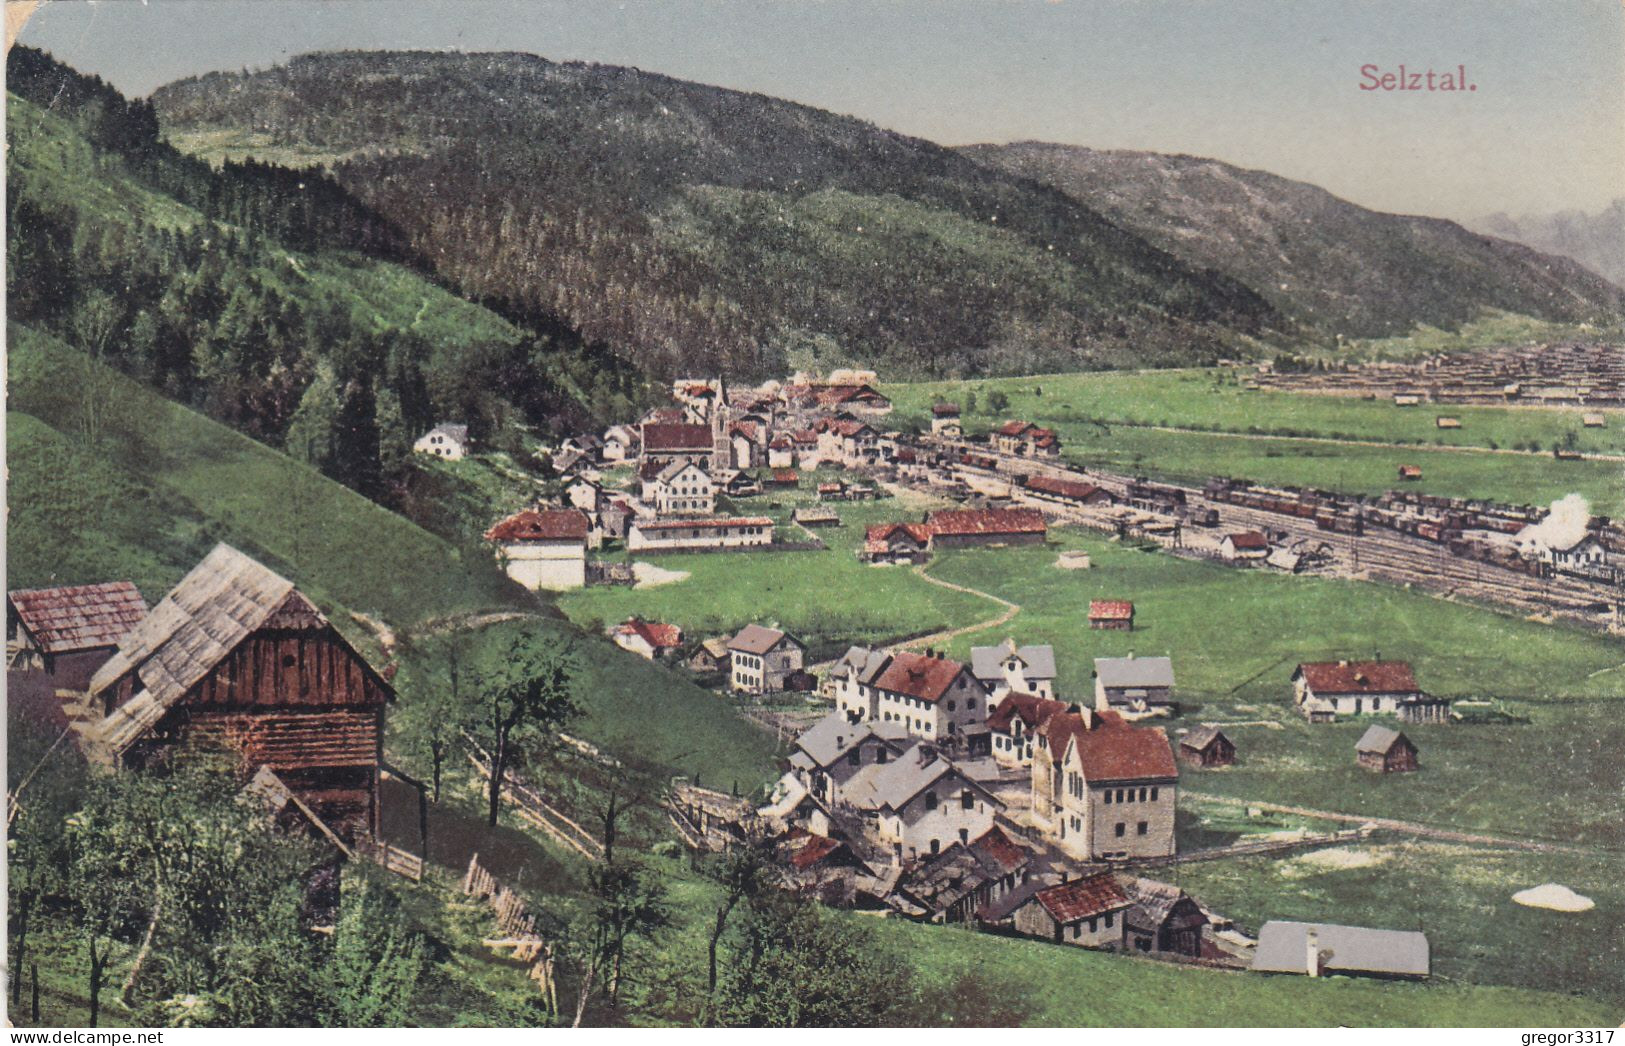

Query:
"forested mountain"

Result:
[[152, 50, 1287, 378], [960, 143, 1625, 339], [1471, 200, 1625, 289], [7, 48, 651, 504]]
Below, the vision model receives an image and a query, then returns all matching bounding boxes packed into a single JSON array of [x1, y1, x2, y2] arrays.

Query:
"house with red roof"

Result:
[[869, 649, 990, 747], [1088, 599, 1135, 631], [930, 402, 962, 438], [1031, 709, 1179, 861], [860, 522, 934, 565], [986, 691, 1072, 768], [7, 581, 148, 686], [484, 508, 591, 591], [609, 617, 685, 661], [993, 420, 1061, 458], [1021, 474, 1115, 509], [639, 419, 719, 472], [1220, 530, 1271, 561], [1291, 660, 1447, 723], [924, 508, 1047, 548], [1006, 872, 1133, 949]]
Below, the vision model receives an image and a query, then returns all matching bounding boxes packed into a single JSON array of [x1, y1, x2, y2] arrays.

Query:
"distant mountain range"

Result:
[[1469, 200, 1625, 290], [145, 52, 1625, 378]]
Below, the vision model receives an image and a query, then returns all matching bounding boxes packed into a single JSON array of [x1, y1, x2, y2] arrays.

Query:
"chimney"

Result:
[[1306, 928, 1321, 978]]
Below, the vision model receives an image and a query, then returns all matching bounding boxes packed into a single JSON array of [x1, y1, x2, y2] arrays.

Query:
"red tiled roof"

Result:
[[1070, 718, 1178, 783], [642, 422, 714, 451], [1296, 660, 1420, 695], [874, 650, 967, 703], [1226, 531, 1270, 550], [1088, 600, 1135, 620], [614, 617, 683, 649], [485, 508, 590, 543], [784, 830, 846, 870], [817, 482, 843, 494], [926, 508, 1047, 537], [769, 434, 794, 448], [986, 692, 1071, 734], [7, 581, 148, 654], [730, 420, 760, 440], [997, 420, 1036, 437], [770, 469, 799, 483], [1026, 475, 1106, 501], [970, 825, 1028, 875], [633, 517, 773, 532], [1035, 873, 1132, 923], [931, 403, 961, 416], [1036, 710, 1089, 766], [896, 448, 918, 464]]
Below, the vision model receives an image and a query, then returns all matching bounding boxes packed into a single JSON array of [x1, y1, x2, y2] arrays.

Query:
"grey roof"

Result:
[[656, 459, 705, 484], [1181, 725, 1228, 751], [1094, 655, 1176, 689], [1251, 921, 1429, 978], [1356, 725, 1410, 755], [1117, 875, 1191, 924], [976, 877, 1052, 923], [841, 745, 1003, 813], [793, 712, 905, 769], [428, 422, 469, 445], [728, 623, 802, 655], [970, 639, 1056, 682], [89, 545, 306, 754], [830, 645, 892, 685]]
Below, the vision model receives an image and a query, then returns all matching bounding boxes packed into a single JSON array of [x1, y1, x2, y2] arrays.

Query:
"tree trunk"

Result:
[[707, 898, 735, 993], [571, 955, 597, 1028], [122, 900, 163, 1004], [431, 741, 444, 804], [10, 906, 28, 1004], [87, 945, 106, 1028], [487, 730, 506, 827]]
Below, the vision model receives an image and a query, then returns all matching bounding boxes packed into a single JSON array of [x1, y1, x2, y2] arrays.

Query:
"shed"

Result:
[[1088, 600, 1135, 631], [1355, 725, 1418, 773], [7, 581, 148, 684], [1435, 416, 1462, 429], [1397, 464, 1422, 481], [1581, 413, 1607, 428], [1178, 725, 1235, 768]]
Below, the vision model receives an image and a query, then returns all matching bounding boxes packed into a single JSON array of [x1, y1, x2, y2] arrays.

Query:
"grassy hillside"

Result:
[[153, 49, 1284, 379], [8, 323, 778, 788], [962, 142, 1625, 343]]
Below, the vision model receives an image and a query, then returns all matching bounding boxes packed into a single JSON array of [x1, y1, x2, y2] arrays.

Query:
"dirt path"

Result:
[[892, 562, 1021, 652], [1183, 792, 1598, 854]]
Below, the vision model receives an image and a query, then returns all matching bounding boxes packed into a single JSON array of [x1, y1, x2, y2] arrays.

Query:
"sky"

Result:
[[15, 0, 1624, 223]]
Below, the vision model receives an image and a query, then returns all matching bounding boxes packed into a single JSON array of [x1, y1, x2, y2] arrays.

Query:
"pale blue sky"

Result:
[[16, 0, 1624, 222]]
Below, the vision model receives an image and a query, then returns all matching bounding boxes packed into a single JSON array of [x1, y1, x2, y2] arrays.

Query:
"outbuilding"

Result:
[[1177, 725, 1235, 768], [1356, 725, 1419, 773]]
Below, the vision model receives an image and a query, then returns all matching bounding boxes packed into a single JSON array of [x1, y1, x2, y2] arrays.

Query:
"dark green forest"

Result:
[[7, 47, 655, 506]]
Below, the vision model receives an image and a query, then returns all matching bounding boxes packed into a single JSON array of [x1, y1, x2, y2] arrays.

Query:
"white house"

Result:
[[414, 423, 470, 460], [727, 624, 807, 696], [1093, 655, 1177, 714], [483, 508, 589, 591], [1031, 710, 1179, 862], [987, 691, 1071, 768], [609, 617, 684, 660], [970, 639, 1057, 704], [840, 744, 1004, 861], [828, 645, 894, 722], [869, 649, 990, 746], [649, 461, 716, 516], [930, 403, 962, 438], [1291, 660, 1448, 723], [626, 517, 774, 551], [786, 712, 911, 808], [602, 424, 640, 463]]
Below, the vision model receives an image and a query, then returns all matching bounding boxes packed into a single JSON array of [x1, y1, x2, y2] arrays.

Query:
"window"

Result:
[[925, 792, 938, 811], [877, 749, 889, 763], [848, 749, 861, 766], [961, 791, 974, 810], [1137, 821, 1148, 836], [959, 828, 969, 844], [1103, 790, 1112, 805], [1150, 787, 1158, 802], [1072, 923, 1081, 940], [1139, 787, 1147, 802], [929, 839, 940, 855], [1088, 917, 1098, 933], [947, 700, 955, 711], [1105, 912, 1114, 928], [1115, 822, 1126, 838]]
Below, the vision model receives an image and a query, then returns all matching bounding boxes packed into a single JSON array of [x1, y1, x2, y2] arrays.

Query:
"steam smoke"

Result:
[[1515, 493, 1592, 556]]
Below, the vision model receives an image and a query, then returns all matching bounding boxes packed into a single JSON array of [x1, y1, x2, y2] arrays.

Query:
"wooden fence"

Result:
[[463, 852, 559, 1012]]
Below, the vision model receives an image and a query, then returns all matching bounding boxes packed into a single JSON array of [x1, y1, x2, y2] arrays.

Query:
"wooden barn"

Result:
[[1356, 725, 1419, 773], [84, 544, 394, 844], [1088, 600, 1135, 631], [7, 581, 149, 688], [1178, 725, 1235, 768]]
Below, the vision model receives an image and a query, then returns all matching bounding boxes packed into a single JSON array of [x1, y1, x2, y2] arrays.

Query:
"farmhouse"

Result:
[[1088, 600, 1135, 630], [1031, 710, 1179, 861], [870, 649, 991, 745], [840, 743, 1004, 861], [1120, 876, 1208, 957], [767, 433, 796, 468], [986, 691, 1071, 768], [817, 418, 881, 466], [790, 382, 894, 416], [993, 420, 1061, 457], [626, 517, 775, 551], [1252, 921, 1429, 980], [829, 645, 895, 722], [414, 422, 470, 460], [1356, 725, 1419, 773], [610, 617, 684, 660], [1094, 655, 1176, 714], [1008, 873, 1133, 949], [1219, 530, 1270, 561], [84, 545, 393, 843], [969, 638, 1057, 700], [484, 508, 590, 591], [565, 475, 604, 515], [1291, 660, 1447, 722], [727, 624, 807, 696], [602, 423, 640, 462], [1021, 474, 1115, 509], [649, 460, 717, 516], [7, 581, 148, 686], [1177, 725, 1235, 768], [765, 468, 800, 489], [861, 522, 934, 565], [924, 508, 1047, 548], [686, 636, 731, 675], [930, 403, 962, 438]]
